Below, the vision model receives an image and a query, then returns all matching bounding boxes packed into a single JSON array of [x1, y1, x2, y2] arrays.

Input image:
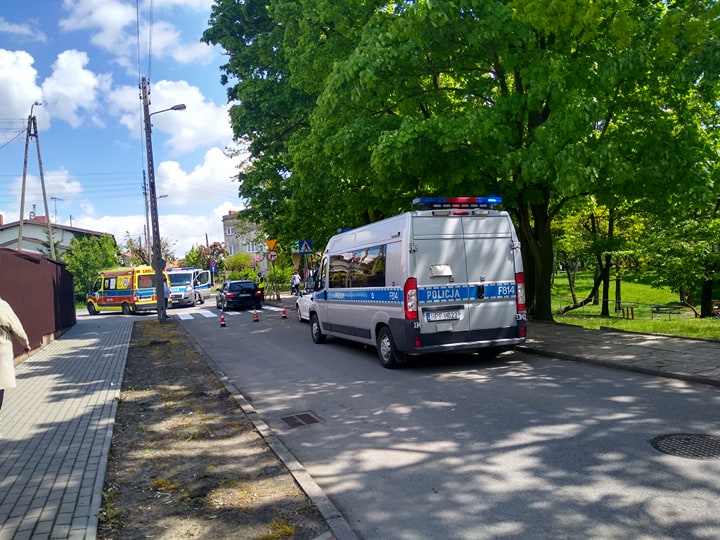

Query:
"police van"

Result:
[[307, 197, 527, 368], [167, 267, 212, 306]]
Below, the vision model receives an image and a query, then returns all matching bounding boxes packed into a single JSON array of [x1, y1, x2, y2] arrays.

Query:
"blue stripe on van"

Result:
[[419, 282, 516, 303], [322, 282, 516, 304], [326, 288, 403, 303]]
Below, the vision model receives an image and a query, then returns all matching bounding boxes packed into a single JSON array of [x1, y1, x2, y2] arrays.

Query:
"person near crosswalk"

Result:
[[291, 270, 302, 296]]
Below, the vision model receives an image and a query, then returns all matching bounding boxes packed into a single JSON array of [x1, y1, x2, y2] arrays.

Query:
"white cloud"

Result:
[[155, 146, 240, 207], [0, 49, 43, 120], [59, 0, 136, 51], [0, 16, 47, 42], [59, 0, 215, 74], [109, 79, 233, 155], [41, 50, 113, 128]]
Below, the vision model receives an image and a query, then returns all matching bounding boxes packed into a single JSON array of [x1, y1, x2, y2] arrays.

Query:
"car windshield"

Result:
[[229, 282, 255, 292], [169, 274, 192, 286]]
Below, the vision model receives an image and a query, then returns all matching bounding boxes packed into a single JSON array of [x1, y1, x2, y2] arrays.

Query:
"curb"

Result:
[[516, 344, 720, 389], [183, 321, 358, 540]]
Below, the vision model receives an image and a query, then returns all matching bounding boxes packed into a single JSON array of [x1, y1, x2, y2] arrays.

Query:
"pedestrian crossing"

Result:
[[171, 305, 284, 320]]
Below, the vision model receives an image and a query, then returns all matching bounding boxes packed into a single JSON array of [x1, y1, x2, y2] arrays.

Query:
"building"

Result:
[[0, 213, 114, 260], [222, 210, 267, 273], [222, 210, 263, 256]]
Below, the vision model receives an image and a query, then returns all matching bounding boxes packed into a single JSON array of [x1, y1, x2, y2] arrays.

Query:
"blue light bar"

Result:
[[413, 196, 503, 209]]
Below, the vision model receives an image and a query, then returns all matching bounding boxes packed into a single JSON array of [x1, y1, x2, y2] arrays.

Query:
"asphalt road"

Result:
[[174, 303, 720, 540]]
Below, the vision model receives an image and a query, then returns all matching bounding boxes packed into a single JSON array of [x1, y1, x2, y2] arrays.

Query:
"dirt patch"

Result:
[[97, 319, 330, 540]]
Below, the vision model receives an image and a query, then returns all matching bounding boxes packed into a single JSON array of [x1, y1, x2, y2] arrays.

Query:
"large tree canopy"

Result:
[[204, 0, 720, 320]]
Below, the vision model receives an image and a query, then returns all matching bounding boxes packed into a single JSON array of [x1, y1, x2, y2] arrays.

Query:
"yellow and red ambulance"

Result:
[[86, 265, 169, 315]]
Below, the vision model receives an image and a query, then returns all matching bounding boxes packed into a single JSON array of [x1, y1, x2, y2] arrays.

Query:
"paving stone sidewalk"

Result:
[[0, 317, 132, 540]]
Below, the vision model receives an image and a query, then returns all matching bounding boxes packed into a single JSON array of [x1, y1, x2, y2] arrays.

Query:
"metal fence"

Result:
[[0, 247, 76, 357]]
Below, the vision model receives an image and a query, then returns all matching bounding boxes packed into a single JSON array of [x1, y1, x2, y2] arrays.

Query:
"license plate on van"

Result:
[[426, 310, 460, 322]]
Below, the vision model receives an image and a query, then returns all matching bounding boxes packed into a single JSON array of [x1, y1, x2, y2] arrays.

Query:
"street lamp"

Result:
[[141, 76, 186, 322]]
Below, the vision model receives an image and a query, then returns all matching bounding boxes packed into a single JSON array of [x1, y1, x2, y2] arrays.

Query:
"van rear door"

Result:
[[412, 214, 518, 347]]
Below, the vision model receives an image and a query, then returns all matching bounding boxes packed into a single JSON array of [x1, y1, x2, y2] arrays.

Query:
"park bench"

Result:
[[651, 304, 684, 319]]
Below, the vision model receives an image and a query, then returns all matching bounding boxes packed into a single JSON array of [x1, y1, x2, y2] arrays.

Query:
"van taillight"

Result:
[[404, 277, 418, 320], [515, 272, 526, 312]]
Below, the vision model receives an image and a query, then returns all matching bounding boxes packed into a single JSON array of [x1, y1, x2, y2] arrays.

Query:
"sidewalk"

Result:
[[519, 321, 720, 388], [0, 316, 132, 540], [1, 312, 719, 539]]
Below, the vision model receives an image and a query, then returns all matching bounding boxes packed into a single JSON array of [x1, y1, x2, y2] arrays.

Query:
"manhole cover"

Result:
[[280, 411, 323, 429], [649, 434, 720, 460]]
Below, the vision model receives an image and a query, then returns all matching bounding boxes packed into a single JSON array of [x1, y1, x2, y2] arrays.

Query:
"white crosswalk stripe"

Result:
[[171, 309, 283, 320]]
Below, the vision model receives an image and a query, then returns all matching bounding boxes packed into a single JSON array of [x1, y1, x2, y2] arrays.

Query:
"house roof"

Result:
[[0, 217, 111, 238]]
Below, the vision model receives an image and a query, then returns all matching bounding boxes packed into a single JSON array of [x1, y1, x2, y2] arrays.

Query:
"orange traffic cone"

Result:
[[220, 312, 226, 327], [253, 310, 259, 322], [281, 307, 287, 319]]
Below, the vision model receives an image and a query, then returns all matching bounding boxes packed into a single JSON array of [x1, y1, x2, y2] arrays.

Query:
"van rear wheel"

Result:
[[310, 313, 326, 344], [377, 326, 405, 369], [122, 303, 131, 315]]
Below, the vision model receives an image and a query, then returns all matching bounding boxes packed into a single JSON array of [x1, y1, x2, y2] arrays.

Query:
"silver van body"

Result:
[[308, 198, 527, 367], [168, 267, 212, 306]]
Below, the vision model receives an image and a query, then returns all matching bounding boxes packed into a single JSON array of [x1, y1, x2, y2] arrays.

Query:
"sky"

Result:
[[0, 0, 246, 259]]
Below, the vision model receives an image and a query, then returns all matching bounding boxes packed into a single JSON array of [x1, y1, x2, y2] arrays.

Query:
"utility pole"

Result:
[[18, 102, 56, 259], [141, 77, 167, 323], [141, 76, 186, 322], [142, 172, 152, 261]]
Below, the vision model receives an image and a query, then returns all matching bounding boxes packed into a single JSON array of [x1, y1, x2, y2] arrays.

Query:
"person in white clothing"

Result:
[[0, 297, 31, 412], [290, 271, 301, 296]]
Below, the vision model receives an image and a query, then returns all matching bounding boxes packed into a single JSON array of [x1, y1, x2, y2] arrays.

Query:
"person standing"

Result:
[[291, 270, 301, 296], [257, 275, 266, 301], [0, 296, 31, 412]]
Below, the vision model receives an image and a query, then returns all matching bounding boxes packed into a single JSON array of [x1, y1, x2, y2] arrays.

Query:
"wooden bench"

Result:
[[651, 305, 684, 319]]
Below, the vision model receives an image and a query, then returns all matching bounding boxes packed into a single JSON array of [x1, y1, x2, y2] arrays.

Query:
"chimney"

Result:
[[0, 214, 3, 226]]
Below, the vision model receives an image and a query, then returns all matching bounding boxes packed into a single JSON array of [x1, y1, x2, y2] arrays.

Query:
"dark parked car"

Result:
[[216, 280, 263, 311]]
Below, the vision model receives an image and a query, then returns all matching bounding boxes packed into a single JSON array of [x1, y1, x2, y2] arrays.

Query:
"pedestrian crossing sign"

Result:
[[298, 239, 313, 254]]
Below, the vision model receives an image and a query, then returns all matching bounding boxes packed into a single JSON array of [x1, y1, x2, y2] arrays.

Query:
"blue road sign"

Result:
[[298, 239, 313, 254]]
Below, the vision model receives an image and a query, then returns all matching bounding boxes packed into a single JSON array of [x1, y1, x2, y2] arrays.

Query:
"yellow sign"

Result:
[[265, 239, 277, 251]]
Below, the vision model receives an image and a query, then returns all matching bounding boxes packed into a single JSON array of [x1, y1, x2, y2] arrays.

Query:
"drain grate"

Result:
[[649, 434, 720, 460], [280, 411, 323, 429]]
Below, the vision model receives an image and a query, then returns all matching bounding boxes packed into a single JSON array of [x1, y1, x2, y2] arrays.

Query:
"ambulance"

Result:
[[307, 197, 527, 368], [86, 265, 169, 315]]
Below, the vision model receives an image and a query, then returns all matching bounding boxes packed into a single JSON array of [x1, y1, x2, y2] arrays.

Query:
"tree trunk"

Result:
[[701, 279, 714, 318], [515, 199, 555, 321], [600, 252, 612, 317]]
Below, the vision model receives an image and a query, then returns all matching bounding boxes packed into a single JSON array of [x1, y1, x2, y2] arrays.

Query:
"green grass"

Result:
[[551, 271, 720, 341]]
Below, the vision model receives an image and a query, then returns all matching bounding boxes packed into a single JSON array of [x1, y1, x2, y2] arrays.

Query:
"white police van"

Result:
[[307, 197, 527, 368], [167, 267, 212, 306]]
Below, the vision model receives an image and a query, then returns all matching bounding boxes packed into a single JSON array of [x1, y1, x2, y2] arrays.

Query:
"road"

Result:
[[173, 303, 720, 540]]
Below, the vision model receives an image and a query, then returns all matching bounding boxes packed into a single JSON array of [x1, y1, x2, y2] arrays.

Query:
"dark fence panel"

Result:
[[0, 248, 76, 357]]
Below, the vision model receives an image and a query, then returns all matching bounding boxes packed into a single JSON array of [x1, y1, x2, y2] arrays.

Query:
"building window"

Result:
[[246, 241, 258, 253], [226, 226, 235, 235]]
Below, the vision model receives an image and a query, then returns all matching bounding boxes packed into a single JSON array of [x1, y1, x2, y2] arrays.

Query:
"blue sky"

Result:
[[0, 0, 245, 258]]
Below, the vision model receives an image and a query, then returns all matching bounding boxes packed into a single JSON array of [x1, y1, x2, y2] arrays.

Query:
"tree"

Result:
[[205, 0, 720, 320], [184, 242, 228, 273], [64, 235, 121, 301], [642, 209, 720, 317], [123, 234, 150, 266]]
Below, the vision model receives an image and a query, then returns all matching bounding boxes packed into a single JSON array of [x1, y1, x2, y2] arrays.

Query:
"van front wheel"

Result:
[[310, 313, 326, 344], [377, 326, 404, 369], [87, 303, 98, 315]]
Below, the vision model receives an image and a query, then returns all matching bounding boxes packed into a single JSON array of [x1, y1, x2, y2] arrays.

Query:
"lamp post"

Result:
[[141, 76, 186, 322]]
